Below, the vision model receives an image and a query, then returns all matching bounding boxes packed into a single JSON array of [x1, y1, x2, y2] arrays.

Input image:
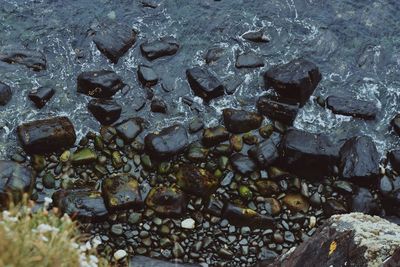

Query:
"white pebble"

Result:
[[113, 249, 127, 260], [181, 218, 195, 229], [309, 216, 317, 228]]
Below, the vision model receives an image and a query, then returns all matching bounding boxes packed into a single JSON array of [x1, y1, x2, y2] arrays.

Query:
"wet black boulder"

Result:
[[257, 95, 300, 125], [326, 95, 378, 120], [53, 189, 108, 222], [242, 30, 269, 43], [389, 150, 400, 173], [115, 118, 143, 143], [17, 117, 76, 154], [0, 48, 46, 71], [88, 99, 121, 125], [230, 153, 257, 175], [140, 37, 179, 60], [202, 126, 230, 147], [150, 98, 167, 113], [0, 161, 35, 208], [0, 81, 12, 106], [186, 67, 224, 101], [351, 187, 380, 215], [77, 70, 124, 98], [222, 203, 274, 229], [339, 136, 380, 184], [391, 114, 400, 136], [223, 108, 263, 133], [235, 52, 264, 68], [137, 65, 158, 87], [248, 137, 280, 169], [278, 128, 339, 178], [93, 24, 137, 63], [28, 86, 55, 108], [264, 58, 321, 106], [144, 124, 189, 159]]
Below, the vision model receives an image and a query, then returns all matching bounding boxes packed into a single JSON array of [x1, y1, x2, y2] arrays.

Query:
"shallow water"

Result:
[[0, 0, 400, 157]]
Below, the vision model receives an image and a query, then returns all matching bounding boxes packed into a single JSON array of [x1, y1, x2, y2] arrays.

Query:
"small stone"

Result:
[[181, 218, 195, 229], [114, 249, 127, 260], [172, 243, 184, 258], [128, 212, 142, 224], [111, 224, 123, 235]]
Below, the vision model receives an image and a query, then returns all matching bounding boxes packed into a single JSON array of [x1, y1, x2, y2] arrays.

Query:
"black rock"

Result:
[[115, 118, 143, 143], [351, 187, 380, 215], [326, 95, 378, 120], [222, 108, 263, 133], [144, 124, 189, 159], [88, 99, 121, 125], [0, 48, 46, 71], [230, 153, 257, 175], [129, 256, 201, 267], [235, 52, 264, 68], [222, 203, 274, 229], [140, 37, 179, 60], [0, 161, 35, 208], [264, 58, 321, 106], [145, 185, 186, 217], [77, 70, 124, 98], [186, 67, 224, 101], [257, 95, 300, 125], [28, 86, 55, 108], [141, 0, 159, 8], [278, 128, 339, 178], [242, 30, 269, 43], [137, 65, 158, 87], [176, 164, 219, 198], [189, 118, 204, 133], [379, 176, 393, 196], [323, 199, 348, 217], [53, 190, 108, 222], [17, 117, 76, 154], [339, 136, 380, 184], [93, 24, 137, 63], [0, 81, 12, 106], [391, 114, 400, 136], [389, 150, 400, 173], [202, 126, 229, 147], [151, 98, 167, 113], [248, 138, 279, 169], [205, 197, 224, 216]]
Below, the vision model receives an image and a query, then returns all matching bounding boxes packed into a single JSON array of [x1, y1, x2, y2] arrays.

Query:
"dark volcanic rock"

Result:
[[17, 117, 76, 154], [140, 37, 179, 60], [326, 95, 378, 119], [53, 189, 108, 222], [242, 30, 269, 43], [145, 186, 186, 217], [102, 174, 143, 211], [278, 128, 339, 178], [351, 187, 380, 215], [88, 99, 121, 125], [230, 153, 257, 175], [389, 150, 400, 173], [248, 138, 279, 169], [129, 256, 201, 267], [144, 124, 188, 159], [137, 65, 158, 87], [176, 164, 219, 198], [0, 48, 46, 71], [391, 114, 400, 136], [28, 86, 55, 108], [235, 52, 264, 68], [257, 95, 300, 125], [202, 126, 229, 147], [339, 136, 380, 184], [150, 98, 167, 113], [186, 67, 224, 101], [93, 24, 137, 63], [222, 203, 274, 229], [0, 81, 12, 106], [0, 161, 35, 207], [77, 70, 124, 98], [264, 58, 322, 106], [115, 118, 143, 143], [323, 199, 348, 216], [222, 108, 263, 133]]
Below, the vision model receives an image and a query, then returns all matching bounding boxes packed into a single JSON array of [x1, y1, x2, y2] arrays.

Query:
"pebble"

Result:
[[111, 224, 123, 235], [113, 249, 127, 260], [181, 218, 196, 229]]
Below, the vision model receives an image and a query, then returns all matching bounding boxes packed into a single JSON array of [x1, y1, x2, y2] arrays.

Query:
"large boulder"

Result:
[[326, 95, 378, 120], [339, 136, 380, 185], [257, 95, 300, 125], [0, 48, 46, 71], [264, 58, 321, 106], [186, 67, 224, 101], [17, 117, 76, 154], [140, 37, 179, 60], [278, 128, 339, 178], [77, 70, 124, 98], [263, 213, 400, 267], [223, 108, 263, 133], [0, 81, 12, 106], [144, 124, 188, 159], [0, 161, 35, 208]]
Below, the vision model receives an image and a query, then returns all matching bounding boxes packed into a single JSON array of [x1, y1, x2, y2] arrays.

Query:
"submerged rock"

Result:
[[257, 95, 300, 125], [140, 37, 179, 60], [93, 24, 137, 63], [129, 256, 201, 267], [115, 118, 143, 143], [17, 117, 76, 154], [389, 150, 400, 173], [77, 70, 124, 98], [242, 30, 269, 43], [222, 203, 274, 229], [144, 124, 188, 159], [176, 164, 218, 198], [235, 52, 264, 68], [186, 67, 224, 101], [137, 65, 158, 87], [339, 136, 380, 184], [202, 126, 229, 147], [205, 47, 225, 64], [230, 153, 257, 175], [222, 108, 263, 133], [28, 86, 55, 109], [0, 81, 12, 106], [248, 138, 279, 169], [151, 98, 167, 113], [391, 114, 400, 136], [145, 186, 186, 217], [0, 48, 46, 71], [53, 190, 108, 222], [326, 95, 378, 120], [264, 58, 321, 106], [0, 161, 35, 207], [102, 174, 143, 211], [88, 99, 121, 125]]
